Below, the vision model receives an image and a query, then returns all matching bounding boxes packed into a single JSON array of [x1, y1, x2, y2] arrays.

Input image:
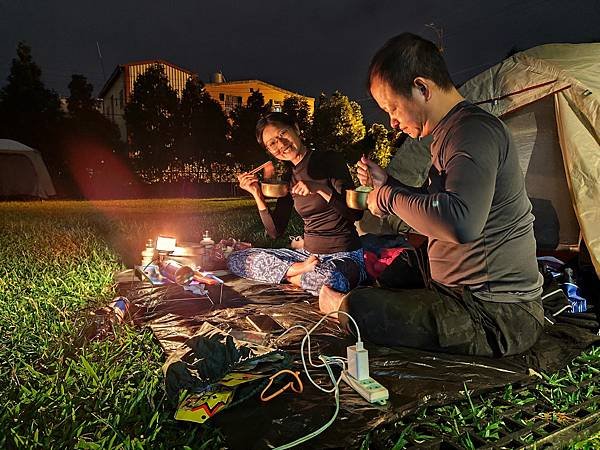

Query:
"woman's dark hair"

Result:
[[255, 112, 298, 147], [367, 32, 454, 98]]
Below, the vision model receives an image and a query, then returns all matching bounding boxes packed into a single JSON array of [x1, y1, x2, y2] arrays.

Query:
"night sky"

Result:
[[1, 0, 599, 123]]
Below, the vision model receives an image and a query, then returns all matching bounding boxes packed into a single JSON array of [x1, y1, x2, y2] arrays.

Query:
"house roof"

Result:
[[204, 79, 314, 101], [98, 59, 195, 98]]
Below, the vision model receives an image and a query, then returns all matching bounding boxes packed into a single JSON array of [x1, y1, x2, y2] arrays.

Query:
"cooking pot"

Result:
[[261, 181, 289, 198]]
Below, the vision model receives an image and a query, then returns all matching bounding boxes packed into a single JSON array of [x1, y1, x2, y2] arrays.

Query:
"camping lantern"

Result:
[[156, 235, 177, 253], [156, 235, 177, 264]]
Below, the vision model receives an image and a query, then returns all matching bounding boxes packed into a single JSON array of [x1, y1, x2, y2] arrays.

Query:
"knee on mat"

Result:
[[325, 271, 351, 293], [343, 287, 372, 312], [323, 260, 361, 290], [339, 287, 382, 340]]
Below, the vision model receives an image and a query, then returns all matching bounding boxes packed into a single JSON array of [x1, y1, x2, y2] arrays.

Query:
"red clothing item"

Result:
[[364, 248, 406, 280]]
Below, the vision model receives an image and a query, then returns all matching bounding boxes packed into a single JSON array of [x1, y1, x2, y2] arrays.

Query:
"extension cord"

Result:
[[272, 310, 367, 449], [341, 370, 389, 405]]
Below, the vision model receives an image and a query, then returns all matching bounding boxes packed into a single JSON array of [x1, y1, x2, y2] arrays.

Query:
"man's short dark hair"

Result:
[[367, 33, 454, 98], [256, 112, 297, 147]]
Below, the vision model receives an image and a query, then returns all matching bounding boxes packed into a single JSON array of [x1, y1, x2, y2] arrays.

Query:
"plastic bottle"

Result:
[[563, 267, 587, 313], [201, 230, 215, 247], [109, 296, 129, 322], [201, 230, 215, 270], [141, 238, 156, 267]]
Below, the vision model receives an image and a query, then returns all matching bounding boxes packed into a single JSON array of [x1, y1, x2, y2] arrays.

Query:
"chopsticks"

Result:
[[365, 166, 374, 188], [249, 161, 272, 175], [362, 154, 374, 188]]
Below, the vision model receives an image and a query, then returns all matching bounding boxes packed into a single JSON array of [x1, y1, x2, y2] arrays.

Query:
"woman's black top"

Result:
[[258, 149, 363, 254]]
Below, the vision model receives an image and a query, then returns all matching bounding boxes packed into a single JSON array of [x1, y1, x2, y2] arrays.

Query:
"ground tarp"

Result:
[[113, 271, 600, 449]]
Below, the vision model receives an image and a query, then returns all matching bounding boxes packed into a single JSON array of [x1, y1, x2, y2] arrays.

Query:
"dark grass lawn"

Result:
[[0, 198, 300, 449], [0, 199, 598, 449]]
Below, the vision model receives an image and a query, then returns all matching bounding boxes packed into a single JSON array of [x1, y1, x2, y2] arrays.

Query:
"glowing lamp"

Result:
[[156, 235, 177, 253]]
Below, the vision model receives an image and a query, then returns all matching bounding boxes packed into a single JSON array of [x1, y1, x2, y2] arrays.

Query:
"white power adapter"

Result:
[[347, 341, 369, 381]]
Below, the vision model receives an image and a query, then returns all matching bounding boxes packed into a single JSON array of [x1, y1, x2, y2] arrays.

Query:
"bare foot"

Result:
[[319, 285, 352, 332], [319, 285, 345, 314]]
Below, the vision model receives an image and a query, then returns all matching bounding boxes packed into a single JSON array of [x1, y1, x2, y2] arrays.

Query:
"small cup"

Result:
[[346, 186, 373, 210]]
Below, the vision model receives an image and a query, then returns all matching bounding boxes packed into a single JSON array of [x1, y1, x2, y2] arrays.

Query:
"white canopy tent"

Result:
[[0, 139, 56, 199]]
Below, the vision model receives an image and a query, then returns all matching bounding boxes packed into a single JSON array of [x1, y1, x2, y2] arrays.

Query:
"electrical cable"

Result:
[[273, 355, 341, 450], [271, 309, 363, 448], [276, 310, 360, 393]]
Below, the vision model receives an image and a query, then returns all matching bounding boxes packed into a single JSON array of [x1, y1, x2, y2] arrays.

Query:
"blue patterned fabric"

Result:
[[227, 247, 366, 296]]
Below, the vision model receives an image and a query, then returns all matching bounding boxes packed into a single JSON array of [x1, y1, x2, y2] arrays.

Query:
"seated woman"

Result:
[[227, 112, 366, 297]]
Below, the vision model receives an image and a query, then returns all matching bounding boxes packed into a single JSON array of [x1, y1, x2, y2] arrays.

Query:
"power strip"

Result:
[[341, 370, 389, 405]]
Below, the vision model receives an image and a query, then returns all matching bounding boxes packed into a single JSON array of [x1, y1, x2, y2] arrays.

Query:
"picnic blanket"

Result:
[[113, 270, 599, 449]]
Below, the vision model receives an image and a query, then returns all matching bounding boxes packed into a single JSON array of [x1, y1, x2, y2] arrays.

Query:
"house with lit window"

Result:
[[98, 62, 314, 141], [203, 74, 315, 115], [98, 60, 194, 140]]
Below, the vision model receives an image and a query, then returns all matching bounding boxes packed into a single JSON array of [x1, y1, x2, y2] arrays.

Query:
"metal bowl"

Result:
[[168, 242, 207, 268], [261, 181, 289, 198], [346, 186, 373, 210]]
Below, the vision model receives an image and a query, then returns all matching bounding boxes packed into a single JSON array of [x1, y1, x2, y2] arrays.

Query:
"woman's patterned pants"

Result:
[[227, 247, 366, 296]]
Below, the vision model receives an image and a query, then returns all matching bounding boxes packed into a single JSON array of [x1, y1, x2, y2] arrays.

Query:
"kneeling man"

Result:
[[320, 33, 543, 357]]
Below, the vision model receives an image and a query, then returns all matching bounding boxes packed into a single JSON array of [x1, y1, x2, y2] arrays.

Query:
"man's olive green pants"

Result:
[[345, 249, 543, 357]]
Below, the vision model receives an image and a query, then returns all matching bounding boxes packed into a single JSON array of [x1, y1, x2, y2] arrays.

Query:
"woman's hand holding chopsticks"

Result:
[[238, 170, 269, 211], [237, 172, 261, 197], [237, 160, 271, 196]]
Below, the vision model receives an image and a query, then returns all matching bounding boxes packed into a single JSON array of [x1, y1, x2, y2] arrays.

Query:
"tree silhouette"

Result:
[[282, 95, 312, 141], [177, 75, 230, 179], [310, 91, 365, 161], [65, 74, 121, 148], [67, 74, 96, 113], [229, 90, 269, 168], [124, 64, 179, 181], [0, 42, 64, 174], [365, 123, 399, 168], [60, 74, 132, 197]]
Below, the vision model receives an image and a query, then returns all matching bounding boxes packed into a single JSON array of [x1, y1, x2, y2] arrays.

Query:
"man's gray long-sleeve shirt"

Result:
[[376, 101, 543, 303]]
